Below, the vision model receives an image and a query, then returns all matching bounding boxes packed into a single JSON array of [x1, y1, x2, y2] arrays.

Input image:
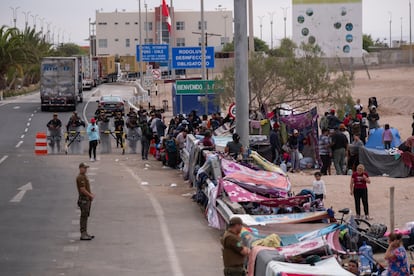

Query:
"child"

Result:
[[382, 124, 393, 150], [312, 172, 326, 201]]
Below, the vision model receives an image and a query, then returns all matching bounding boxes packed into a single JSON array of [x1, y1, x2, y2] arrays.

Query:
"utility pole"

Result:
[[144, 1, 148, 42], [268, 12, 275, 49], [22, 11, 30, 29], [410, 0, 413, 65], [281, 7, 288, 39], [200, 0, 207, 114], [10, 6, 20, 28], [389, 11, 392, 48], [258, 16, 264, 40], [138, 0, 143, 85], [89, 18, 93, 84], [401, 17, 403, 47], [234, 0, 249, 148], [31, 14, 38, 30], [248, 0, 254, 54]]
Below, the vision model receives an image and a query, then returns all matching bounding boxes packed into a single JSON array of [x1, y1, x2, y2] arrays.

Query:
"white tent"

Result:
[[265, 257, 354, 276]]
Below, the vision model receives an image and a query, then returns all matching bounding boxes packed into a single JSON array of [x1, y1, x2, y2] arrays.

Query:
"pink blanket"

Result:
[[222, 180, 269, 202], [221, 159, 291, 192]]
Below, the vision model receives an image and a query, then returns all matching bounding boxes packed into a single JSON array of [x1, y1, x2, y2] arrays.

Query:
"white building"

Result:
[[95, 6, 233, 57]]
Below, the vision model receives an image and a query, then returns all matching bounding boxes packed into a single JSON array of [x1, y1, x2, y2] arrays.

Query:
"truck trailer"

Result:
[[40, 57, 83, 111]]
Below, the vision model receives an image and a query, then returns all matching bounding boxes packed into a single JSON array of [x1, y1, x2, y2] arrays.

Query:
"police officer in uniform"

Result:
[[114, 111, 125, 148], [221, 217, 250, 276], [76, 162, 95, 241]]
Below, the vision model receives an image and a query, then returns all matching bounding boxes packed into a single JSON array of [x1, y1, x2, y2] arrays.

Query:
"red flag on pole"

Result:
[[162, 0, 171, 32]]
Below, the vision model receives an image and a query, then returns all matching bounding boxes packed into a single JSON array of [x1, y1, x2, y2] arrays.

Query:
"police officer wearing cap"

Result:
[[76, 162, 95, 240], [221, 217, 250, 276]]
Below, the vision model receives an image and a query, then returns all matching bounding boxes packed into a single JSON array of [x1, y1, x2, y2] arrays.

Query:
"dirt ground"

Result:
[[292, 66, 414, 230]]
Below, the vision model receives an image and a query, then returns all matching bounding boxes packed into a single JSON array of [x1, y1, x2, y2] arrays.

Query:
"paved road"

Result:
[[0, 85, 222, 276]]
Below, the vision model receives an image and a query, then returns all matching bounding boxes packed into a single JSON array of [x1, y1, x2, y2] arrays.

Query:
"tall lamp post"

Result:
[[258, 16, 264, 40], [22, 11, 30, 29], [410, 0, 412, 65], [31, 14, 38, 30], [200, 0, 207, 114], [10, 6, 20, 28], [268, 12, 275, 49], [389, 12, 392, 48], [281, 7, 288, 39], [144, 1, 148, 42]]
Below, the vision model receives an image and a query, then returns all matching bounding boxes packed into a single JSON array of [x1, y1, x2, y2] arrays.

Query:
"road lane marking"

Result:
[[0, 155, 8, 165], [63, 246, 79, 252], [26, 122, 30, 127], [20, 134, 25, 139], [125, 167, 184, 276], [31, 114, 34, 117], [13, 106, 20, 109], [83, 88, 100, 123], [28, 118, 32, 121], [15, 141, 23, 148], [24, 128, 28, 132], [10, 182, 32, 203], [87, 172, 97, 176]]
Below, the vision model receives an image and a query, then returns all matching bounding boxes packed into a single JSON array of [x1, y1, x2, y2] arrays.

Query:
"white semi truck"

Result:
[[40, 57, 83, 111]]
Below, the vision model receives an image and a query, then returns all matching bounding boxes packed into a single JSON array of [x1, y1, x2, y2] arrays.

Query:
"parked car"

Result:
[[96, 95, 125, 116]]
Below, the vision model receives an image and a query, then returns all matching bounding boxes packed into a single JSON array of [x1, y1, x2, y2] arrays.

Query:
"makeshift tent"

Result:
[[365, 127, 402, 150], [358, 147, 411, 177], [265, 257, 354, 276], [279, 107, 319, 164]]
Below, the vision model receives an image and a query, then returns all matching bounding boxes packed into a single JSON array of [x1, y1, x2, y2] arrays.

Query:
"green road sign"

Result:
[[175, 80, 222, 95]]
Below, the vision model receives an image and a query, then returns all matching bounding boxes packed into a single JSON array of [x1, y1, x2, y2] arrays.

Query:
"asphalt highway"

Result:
[[0, 85, 222, 276]]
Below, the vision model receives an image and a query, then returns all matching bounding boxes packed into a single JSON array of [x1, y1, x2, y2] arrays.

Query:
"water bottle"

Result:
[[280, 161, 287, 173], [359, 241, 374, 274]]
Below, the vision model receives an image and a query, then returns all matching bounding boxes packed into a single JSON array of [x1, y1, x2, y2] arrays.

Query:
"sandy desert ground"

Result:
[[291, 66, 414, 230]]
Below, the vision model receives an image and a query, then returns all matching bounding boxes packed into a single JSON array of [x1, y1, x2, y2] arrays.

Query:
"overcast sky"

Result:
[[1, 0, 411, 46]]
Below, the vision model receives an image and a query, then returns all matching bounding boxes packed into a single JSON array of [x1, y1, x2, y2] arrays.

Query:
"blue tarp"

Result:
[[365, 127, 402, 150]]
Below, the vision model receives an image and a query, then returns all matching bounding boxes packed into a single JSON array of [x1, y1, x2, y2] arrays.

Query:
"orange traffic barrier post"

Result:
[[35, 132, 48, 155]]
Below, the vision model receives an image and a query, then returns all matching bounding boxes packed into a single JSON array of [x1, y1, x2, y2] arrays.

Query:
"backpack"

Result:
[[165, 139, 177, 153]]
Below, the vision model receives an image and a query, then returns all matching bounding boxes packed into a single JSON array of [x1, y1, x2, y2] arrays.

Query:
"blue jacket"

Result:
[[87, 123, 100, 141]]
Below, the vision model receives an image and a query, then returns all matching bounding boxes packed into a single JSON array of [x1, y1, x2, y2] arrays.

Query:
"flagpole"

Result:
[[160, 0, 163, 44], [170, 0, 175, 80]]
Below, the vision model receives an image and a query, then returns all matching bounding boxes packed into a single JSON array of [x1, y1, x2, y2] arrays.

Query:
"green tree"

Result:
[[221, 37, 269, 52], [51, 43, 84, 57], [363, 34, 374, 52], [216, 43, 352, 112], [268, 38, 297, 57]]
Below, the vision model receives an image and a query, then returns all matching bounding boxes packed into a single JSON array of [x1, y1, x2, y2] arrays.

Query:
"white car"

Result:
[[82, 79, 93, 90]]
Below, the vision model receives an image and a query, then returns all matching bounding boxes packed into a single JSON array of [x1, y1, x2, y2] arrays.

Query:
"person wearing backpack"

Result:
[[139, 120, 153, 160], [164, 135, 178, 168]]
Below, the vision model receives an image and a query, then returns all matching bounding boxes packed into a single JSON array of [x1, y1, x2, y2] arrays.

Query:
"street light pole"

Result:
[[138, 0, 143, 85], [281, 7, 288, 39], [22, 11, 30, 29], [144, 1, 148, 42], [31, 14, 38, 30], [401, 17, 403, 47], [248, 0, 254, 54], [389, 12, 392, 48], [258, 16, 264, 40], [410, 0, 413, 65], [200, 0, 207, 114], [268, 12, 275, 49], [234, 0, 249, 148], [10, 6, 20, 28]]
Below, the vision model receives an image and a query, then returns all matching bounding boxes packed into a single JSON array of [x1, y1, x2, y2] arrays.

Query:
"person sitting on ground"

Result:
[[199, 130, 215, 149], [382, 123, 394, 150], [225, 133, 244, 159], [312, 172, 326, 201]]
